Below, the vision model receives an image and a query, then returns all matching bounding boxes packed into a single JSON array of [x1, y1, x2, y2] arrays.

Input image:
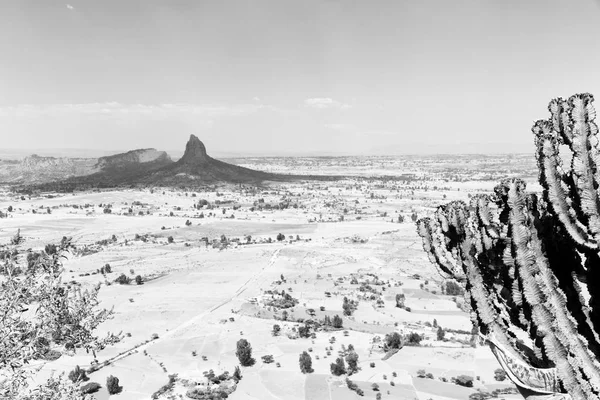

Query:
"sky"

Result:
[[2, 0, 600, 156]]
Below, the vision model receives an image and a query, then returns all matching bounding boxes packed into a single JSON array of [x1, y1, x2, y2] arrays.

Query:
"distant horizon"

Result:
[[3, 1, 600, 154], [0, 145, 536, 161]]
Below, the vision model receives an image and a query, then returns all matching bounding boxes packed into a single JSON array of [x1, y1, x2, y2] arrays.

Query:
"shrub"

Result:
[[372, 383, 379, 391], [330, 357, 346, 376], [115, 274, 131, 285], [455, 375, 474, 387], [233, 366, 242, 383], [395, 293, 405, 308], [68, 365, 88, 383], [167, 236, 174, 243], [384, 332, 402, 350], [437, 326, 445, 341], [236, 339, 255, 366], [272, 324, 281, 336], [135, 275, 143, 285], [494, 368, 507, 381], [332, 314, 343, 328], [346, 351, 359, 374], [370, 362, 375, 368], [406, 332, 422, 345], [80, 382, 101, 394], [299, 351, 314, 373], [106, 375, 122, 394], [262, 354, 274, 364]]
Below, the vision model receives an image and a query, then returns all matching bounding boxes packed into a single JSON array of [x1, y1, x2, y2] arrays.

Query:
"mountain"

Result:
[[15, 135, 336, 192], [137, 135, 285, 185]]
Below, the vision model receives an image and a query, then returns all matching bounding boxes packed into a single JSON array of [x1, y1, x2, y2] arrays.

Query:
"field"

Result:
[[0, 155, 534, 400]]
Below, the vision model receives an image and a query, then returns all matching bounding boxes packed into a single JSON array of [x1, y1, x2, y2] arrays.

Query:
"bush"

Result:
[[345, 351, 359, 374], [80, 382, 101, 394], [272, 324, 281, 336], [233, 366, 243, 383], [68, 365, 88, 383], [332, 314, 343, 329], [330, 357, 346, 376], [262, 354, 274, 364], [115, 274, 131, 285], [395, 293, 405, 308], [437, 326, 445, 341], [455, 375, 474, 387], [135, 275, 143, 285], [106, 375, 122, 394], [405, 332, 422, 346], [299, 351, 314, 373], [494, 368, 507, 381], [384, 332, 402, 350], [167, 236, 174, 243], [277, 233, 285, 241], [236, 339, 255, 366]]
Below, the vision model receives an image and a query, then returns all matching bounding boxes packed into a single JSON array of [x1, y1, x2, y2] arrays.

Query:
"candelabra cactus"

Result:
[[417, 93, 600, 400]]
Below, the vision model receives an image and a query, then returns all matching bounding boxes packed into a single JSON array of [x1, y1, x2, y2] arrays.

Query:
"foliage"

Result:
[[67, 365, 88, 383], [330, 357, 346, 376], [232, 366, 242, 383], [455, 375, 474, 388], [436, 326, 445, 341], [235, 339, 255, 367], [106, 375, 122, 395], [345, 351, 359, 374], [493, 368, 507, 382], [299, 351, 314, 373], [0, 236, 118, 399], [80, 382, 101, 394], [384, 332, 403, 350], [115, 273, 131, 285], [332, 314, 343, 328]]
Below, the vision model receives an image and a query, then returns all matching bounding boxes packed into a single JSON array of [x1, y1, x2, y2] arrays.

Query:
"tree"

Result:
[[276, 233, 285, 241], [232, 366, 242, 383], [0, 237, 118, 399], [167, 236, 174, 243], [106, 375, 122, 394], [135, 275, 143, 285], [115, 273, 131, 285], [67, 365, 88, 383], [455, 375, 473, 388], [416, 93, 600, 399], [494, 368, 507, 382], [346, 351, 359, 374], [330, 357, 346, 376], [332, 314, 343, 329], [436, 326, 445, 341], [395, 293, 405, 308], [7, 206, 12, 212], [236, 339, 255, 366], [299, 351, 313, 373], [384, 332, 403, 350], [406, 332, 422, 346], [272, 324, 281, 336]]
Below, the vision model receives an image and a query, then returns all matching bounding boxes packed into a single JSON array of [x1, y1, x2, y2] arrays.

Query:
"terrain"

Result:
[[0, 135, 341, 192], [0, 155, 537, 400]]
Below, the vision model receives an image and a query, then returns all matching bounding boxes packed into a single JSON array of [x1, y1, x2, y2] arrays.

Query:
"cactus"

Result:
[[417, 93, 600, 400]]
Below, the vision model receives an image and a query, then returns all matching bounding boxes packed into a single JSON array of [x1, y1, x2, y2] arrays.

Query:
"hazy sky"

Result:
[[2, 0, 600, 156]]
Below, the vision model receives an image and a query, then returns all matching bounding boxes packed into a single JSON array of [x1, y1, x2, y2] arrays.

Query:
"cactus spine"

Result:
[[417, 93, 600, 400]]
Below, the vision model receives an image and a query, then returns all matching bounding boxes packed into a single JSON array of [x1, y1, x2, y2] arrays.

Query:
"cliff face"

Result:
[[96, 149, 172, 170], [178, 135, 209, 165]]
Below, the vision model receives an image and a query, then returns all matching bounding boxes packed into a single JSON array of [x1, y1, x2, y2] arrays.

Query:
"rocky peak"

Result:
[[180, 135, 209, 164]]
